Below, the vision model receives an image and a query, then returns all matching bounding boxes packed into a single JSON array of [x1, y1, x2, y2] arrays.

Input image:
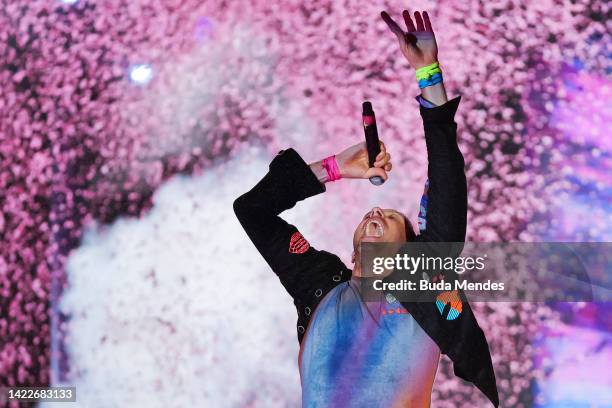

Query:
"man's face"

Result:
[[352, 207, 408, 252]]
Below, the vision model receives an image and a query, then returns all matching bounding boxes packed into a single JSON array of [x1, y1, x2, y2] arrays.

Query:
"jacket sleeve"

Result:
[[408, 97, 500, 407], [416, 96, 467, 243], [233, 148, 350, 341]]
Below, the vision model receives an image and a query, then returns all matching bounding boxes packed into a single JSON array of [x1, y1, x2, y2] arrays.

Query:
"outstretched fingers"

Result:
[[423, 11, 433, 32], [402, 10, 416, 32], [381, 11, 404, 39], [414, 11, 425, 31]]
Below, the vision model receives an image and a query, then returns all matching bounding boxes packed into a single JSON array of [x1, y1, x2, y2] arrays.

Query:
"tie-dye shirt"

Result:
[[299, 278, 440, 408]]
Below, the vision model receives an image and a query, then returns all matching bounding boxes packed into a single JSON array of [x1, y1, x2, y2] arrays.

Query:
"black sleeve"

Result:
[[417, 96, 467, 243], [409, 97, 499, 407], [233, 148, 350, 340]]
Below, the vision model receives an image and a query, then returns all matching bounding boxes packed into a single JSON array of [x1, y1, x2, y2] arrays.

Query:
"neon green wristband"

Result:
[[415, 62, 440, 81]]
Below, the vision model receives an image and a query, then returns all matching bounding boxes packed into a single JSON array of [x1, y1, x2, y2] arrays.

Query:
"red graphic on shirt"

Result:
[[289, 232, 310, 254]]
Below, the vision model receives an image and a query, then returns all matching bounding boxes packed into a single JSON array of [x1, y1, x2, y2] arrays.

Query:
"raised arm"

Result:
[[233, 148, 341, 303], [382, 10, 466, 242], [381, 10, 497, 407], [233, 144, 392, 340], [233, 143, 392, 280], [417, 97, 467, 242]]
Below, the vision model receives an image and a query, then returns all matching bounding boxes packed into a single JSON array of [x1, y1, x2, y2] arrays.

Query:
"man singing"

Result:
[[234, 8, 498, 408]]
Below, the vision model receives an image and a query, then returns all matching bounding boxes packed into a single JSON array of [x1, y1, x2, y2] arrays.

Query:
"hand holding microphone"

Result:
[[334, 118, 392, 183], [315, 101, 391, 184]]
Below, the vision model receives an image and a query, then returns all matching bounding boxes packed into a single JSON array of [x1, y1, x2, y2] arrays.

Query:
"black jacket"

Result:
[[234, 96, 499, 407]]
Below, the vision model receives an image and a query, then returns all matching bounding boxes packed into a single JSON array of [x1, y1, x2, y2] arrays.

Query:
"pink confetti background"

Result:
[[0, 0, 610, 406]]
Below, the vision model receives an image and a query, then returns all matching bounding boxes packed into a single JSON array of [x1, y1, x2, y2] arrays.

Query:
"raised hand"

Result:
[[381, 10, 438, 69]]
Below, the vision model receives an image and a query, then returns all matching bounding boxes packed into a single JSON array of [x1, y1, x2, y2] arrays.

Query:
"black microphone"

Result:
[[362, 101, 384, 186]]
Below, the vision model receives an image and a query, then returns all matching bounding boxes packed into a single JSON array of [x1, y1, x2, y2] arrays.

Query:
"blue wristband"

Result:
[[418, 73, 443, 89]]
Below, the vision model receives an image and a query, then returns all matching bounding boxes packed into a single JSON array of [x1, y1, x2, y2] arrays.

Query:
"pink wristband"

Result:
[[322, 155, 341, 182]]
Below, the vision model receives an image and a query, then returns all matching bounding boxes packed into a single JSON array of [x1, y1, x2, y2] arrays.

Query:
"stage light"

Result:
[[129, 64, 153, 85], [60, 0, 78, 4]]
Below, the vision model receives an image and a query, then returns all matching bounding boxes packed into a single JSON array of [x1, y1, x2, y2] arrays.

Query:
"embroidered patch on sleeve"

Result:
[[435, 290, 463, 320], [289, 232, 310, 254]]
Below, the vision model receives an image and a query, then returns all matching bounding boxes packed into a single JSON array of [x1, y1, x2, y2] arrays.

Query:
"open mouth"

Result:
[[364, 219, 384, 238]]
